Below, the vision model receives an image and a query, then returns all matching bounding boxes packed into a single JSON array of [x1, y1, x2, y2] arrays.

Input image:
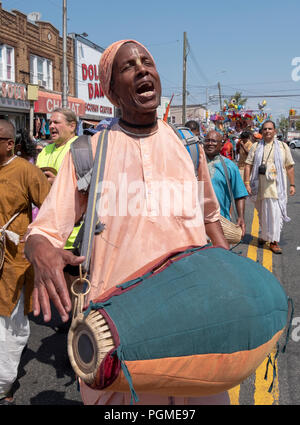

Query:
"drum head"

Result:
[[73, 323, 99, 375], [68, 311, 115, 384]]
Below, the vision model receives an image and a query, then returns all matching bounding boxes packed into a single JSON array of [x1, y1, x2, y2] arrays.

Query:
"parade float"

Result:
[[210, 92, 272, 133]]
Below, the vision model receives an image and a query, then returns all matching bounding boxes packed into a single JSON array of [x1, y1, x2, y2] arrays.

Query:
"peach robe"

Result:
[[26, 120, 223, 405]]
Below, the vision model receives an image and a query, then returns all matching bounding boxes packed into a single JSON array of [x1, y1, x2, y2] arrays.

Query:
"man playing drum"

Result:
[[24, 40, 229, 405]]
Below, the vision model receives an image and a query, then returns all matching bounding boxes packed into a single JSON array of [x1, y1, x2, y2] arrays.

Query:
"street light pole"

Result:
[[62, 0, 68, 108], [217, 81, 222, 112]]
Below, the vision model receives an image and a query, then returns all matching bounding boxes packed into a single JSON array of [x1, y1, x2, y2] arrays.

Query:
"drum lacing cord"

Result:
[[229, 240, 242, 251], [282, 297, 294, 353], [111, 345, 139, 405], [264, 346, 279, 393], [264, 297, 294, 393]]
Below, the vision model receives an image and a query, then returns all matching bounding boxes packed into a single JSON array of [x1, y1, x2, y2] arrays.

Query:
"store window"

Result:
[[0, 44, 15, 81], [30, 54, 53, 90]]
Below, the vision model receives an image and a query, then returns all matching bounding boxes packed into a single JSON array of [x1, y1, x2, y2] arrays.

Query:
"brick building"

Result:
[[169, 104, 208, 126], [0, 2, 84, 134]]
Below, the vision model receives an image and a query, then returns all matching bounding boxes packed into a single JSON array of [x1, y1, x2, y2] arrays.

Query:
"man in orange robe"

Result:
[[25, 40, 229, 405]]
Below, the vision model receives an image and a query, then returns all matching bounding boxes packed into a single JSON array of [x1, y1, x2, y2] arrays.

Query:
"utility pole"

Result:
[[217, 81, 222, 112], [62, 0, 68, 108], [206, 87, 209, 124], [182, 31, 187, 125]]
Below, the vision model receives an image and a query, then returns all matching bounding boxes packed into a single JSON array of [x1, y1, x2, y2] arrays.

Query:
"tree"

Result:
[[278, 115, 289, 138], [295, 120, 300, 131]]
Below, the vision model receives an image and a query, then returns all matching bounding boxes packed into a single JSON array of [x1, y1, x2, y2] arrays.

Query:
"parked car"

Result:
[[289, 139, 300, 149]]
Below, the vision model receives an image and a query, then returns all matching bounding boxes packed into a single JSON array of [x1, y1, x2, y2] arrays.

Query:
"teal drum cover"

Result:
[[93, 246, 289, 361]]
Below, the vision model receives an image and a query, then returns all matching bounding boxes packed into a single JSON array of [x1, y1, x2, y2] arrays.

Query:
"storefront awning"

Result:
[[34, 91, 85, 116]]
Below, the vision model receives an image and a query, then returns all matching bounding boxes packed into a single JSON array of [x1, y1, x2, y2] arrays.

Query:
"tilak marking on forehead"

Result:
[[128, 45, 142, 66]]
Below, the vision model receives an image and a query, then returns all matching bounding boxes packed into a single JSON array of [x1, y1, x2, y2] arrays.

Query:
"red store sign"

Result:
[[34, 91, 85, 116], [81, 64, 105, 100], [0, 80, 30, 110], [1, 81, 26, 100]]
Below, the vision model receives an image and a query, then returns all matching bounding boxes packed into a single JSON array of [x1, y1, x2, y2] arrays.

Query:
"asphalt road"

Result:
[[229, 147, 300, 405], [11, 148, 300, 405]]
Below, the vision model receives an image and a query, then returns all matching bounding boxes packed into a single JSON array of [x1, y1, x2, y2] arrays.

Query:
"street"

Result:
[[11, 149, 300, 406]]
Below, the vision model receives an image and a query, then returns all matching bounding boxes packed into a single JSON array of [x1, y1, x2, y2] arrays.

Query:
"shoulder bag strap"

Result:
[[70, 134, 94, 192], [261, 142, 273, 165], [1, 211, 21, 231], [168, 123, 199, 178], [75, 130, 109, 275], [219, 155, 238, 223]]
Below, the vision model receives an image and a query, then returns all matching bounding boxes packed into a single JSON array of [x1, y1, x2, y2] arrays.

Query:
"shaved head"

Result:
[[203, 130, 223, 159], [207, 130, 223, 142], [0, 120, 16, 164], [0, 119, 15, 140]]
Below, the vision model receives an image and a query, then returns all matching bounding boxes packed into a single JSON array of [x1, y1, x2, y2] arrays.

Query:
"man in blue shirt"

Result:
[[204, 130, 248, 237]]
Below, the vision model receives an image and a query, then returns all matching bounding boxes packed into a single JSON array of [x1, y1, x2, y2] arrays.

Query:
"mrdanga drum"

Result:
[[68, 245, 291, 402]]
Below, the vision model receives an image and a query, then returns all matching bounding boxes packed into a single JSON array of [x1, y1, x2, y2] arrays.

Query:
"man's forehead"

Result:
[[50, 112, 65, 122], [0, 121, 13, 138], [208, 131, 222, 140], [116, 42, 151, 62]]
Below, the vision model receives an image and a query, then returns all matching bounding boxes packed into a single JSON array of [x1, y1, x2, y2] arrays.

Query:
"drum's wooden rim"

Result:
[[68, 311, 115, 385]]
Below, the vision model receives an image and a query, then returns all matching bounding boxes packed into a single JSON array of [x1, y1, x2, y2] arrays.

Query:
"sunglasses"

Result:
[[203, 139, 219, 145], [0, 137, 11, 143]]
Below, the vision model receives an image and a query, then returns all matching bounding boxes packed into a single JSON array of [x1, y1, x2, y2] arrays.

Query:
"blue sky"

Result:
[[3, 0, 300, 120]]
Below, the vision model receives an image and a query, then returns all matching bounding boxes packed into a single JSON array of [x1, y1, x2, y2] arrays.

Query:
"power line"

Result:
[[186, 37, 211, 85], [221, 94, 300, 98]]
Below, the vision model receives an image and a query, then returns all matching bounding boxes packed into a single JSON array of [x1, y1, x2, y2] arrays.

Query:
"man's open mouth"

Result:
[[136, 81, 155, 96]]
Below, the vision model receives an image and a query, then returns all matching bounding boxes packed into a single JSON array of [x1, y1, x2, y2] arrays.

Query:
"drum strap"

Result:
[[219, 155, 239, 224], [72, 130, 109, 275], [185, 138, 200, 177], [0, 211, 21, 244]]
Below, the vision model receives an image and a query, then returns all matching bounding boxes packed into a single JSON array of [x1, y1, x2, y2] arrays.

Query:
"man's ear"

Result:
[[7, 139, 15, 153], [71, 121, 77, 133]]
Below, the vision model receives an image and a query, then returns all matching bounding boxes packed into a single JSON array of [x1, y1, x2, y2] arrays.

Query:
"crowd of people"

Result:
[[185, 119, 296, 254], [0, 39, 296, 406]]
